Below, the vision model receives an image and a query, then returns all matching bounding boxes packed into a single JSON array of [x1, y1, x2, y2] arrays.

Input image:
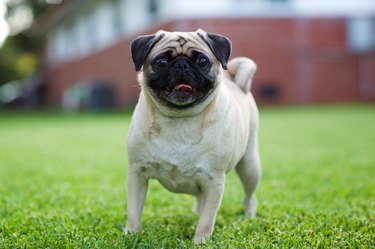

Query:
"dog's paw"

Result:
[[194, 234, 211, 244], [194, 227, 213, 244], [244, 194, 257, 219], [123, 225, 140, 235]]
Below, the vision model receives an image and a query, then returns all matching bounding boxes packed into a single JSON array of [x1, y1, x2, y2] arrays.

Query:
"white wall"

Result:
[[123, 0, 151, 35], [292, 0, 375, 17], [47, 0, 155, 65], [157, 0, 375, 19], [48, 0, 118, 65]]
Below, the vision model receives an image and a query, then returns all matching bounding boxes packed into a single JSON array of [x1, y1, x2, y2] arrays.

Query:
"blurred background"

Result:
[[0, 0, 374, 111]]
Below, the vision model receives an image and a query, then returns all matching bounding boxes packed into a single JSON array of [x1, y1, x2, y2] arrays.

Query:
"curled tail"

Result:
[[227, 57, 257, 93]]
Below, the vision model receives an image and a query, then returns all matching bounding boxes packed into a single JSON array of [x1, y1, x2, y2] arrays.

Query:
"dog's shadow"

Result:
[[122, 205, 260, 248], [123, 211, 197, 247], [122, 183, 260, 246], [146, 208, 197, 236]]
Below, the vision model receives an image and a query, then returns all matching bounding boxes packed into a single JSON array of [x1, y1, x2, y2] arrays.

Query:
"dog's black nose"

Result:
[[174, 59, 189, 72]]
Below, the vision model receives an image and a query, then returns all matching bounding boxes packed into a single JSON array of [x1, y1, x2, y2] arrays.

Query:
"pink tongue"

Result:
[[174, 84, 192, 92]]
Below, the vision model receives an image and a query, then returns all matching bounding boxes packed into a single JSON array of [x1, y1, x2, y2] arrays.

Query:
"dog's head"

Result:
[[130, 29, 231, 114]]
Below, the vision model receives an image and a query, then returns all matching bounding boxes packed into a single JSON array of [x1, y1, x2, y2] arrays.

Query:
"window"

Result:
[[347, 17, 375, 54], [148, 0, 159, 18], [64, 21, 78, 60], [84, 11, 98, 53], [112, 0, 124, 38]]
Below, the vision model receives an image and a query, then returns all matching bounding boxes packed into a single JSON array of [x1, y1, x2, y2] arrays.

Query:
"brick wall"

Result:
[[44, 39, 137, 107], [42, 18, 375, 107]]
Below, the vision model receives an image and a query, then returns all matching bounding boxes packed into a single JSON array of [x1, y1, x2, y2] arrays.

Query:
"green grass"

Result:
[[0, 105, 374, 248]]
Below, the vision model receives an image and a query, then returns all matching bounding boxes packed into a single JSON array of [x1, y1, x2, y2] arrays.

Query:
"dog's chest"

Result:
[[140, 119, 218, 194], [141, 157, 210, 195]]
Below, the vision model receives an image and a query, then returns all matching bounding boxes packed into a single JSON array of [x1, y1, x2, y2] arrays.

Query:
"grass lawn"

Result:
[[0, 105, 374, 248]]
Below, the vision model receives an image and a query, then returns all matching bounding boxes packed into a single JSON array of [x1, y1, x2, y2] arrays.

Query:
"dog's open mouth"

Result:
[[147, 72, 216, 108], [152, 82, 209, 108], [167, 83, 196, 100], [159, 82, 205, 107]]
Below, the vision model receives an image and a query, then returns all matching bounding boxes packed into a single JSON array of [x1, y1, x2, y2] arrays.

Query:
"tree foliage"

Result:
[[0, 34, 38, 85], [0, 0, 53, 85]]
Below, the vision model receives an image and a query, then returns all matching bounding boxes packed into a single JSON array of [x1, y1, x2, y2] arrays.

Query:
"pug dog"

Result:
[[125, 29, 261, 244]]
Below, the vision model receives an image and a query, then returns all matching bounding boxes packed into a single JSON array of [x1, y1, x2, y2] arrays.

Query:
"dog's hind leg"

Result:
[[235, 97, 261, 219], [236, 149, 261, 219]]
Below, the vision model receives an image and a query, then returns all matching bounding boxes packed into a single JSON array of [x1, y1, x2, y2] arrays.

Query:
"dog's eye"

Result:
[[196, 56, 208, 67], [155, 57, 168, 68]]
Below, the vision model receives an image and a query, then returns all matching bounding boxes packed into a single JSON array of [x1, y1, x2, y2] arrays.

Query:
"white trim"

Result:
[[157, 0, 375, 19]]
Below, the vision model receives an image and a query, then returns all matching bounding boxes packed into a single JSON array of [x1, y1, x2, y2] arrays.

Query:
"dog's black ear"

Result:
[[130, 33, 164, 71], [199, 31, 232, 70]]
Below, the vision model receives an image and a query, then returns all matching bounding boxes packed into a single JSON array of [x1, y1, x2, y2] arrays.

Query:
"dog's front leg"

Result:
[[124, 169, 148, 234], [194, 173, 226, 244]]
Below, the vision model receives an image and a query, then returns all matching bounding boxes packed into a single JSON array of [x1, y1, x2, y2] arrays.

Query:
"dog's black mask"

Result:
[[146, 51, 216, 108]]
